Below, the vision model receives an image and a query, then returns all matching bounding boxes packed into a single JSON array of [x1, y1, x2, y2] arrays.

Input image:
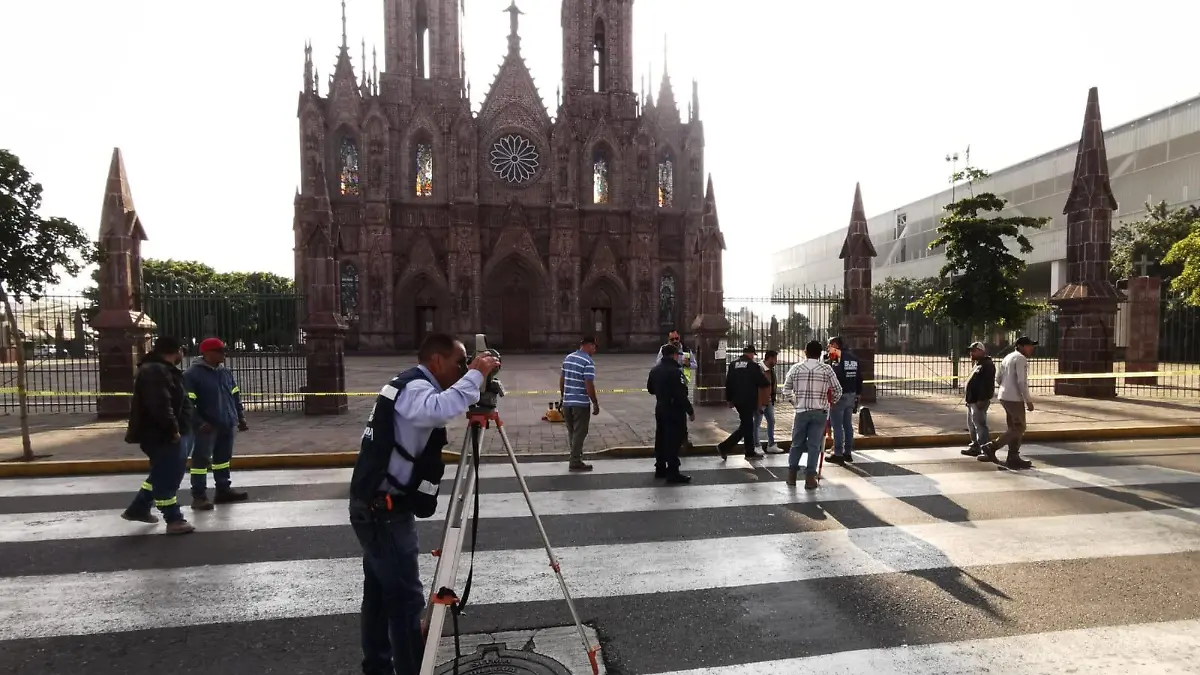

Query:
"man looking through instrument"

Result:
[[348, 333, 499, 675]]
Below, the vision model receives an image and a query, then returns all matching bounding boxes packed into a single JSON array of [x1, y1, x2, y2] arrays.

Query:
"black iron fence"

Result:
[[1, 287, 308, 415], [724, 288, 1200, 398]]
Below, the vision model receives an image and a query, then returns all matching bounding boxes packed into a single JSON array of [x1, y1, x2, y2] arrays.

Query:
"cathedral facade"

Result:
[[294, 0, 725, 352]]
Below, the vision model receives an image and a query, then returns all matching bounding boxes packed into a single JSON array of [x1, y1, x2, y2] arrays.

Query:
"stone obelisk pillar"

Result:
[[839, 183, 879, 403]]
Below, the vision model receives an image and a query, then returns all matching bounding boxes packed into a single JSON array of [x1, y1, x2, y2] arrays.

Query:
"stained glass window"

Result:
[[593, 152, 610, 204], [340, 262, 360, 320], [657, 158, 674, 208], [415, 143, 433, 197], [339, 139, 361, 196], [659, 273, 676, 325]]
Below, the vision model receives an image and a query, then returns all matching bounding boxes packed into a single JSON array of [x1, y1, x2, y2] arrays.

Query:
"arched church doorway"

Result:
[[484, 256, 544, 351]]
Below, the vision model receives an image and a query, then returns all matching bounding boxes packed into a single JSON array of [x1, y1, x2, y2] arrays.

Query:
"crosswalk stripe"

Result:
[[643, 618, 1200, 675], [2, 462, 1195, 543], [3, 507, 1198, 641], [0, 445, 1081, 498]]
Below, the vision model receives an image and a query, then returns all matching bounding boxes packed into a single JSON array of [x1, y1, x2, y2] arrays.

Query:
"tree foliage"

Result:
[[1163, 222, 1200, 306], [908, 165, 1049, 338], [1111, 200, 1200, 288], [0, 149, 97, 303]]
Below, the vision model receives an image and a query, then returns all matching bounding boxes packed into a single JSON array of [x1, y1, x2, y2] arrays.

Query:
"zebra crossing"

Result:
[[1, 441, 1199, 674]]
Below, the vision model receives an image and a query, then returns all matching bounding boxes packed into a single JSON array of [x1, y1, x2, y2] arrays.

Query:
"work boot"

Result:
[[804, 475, 819, 490], [1005, 453, 1033, 470], [214, 487, 249, 504], [843, 451, 854, 463], [664, 472, 691, 484], [166, 519, 195, 535], [192, 495, 215, 511], [121, 508, 159, 524], [961, 446, 982, 457], [569, 460, 593, 472], [977, 444, 999, 464], [786, 469, 798, 486], [826, 453, 846, 466]]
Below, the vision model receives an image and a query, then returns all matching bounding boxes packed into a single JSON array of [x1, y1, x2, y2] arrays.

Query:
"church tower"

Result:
[[383, 0, 464, 102], [561, 0, 637, 119]]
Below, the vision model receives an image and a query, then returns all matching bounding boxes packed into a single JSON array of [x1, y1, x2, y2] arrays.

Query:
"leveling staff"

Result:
[[348, 333, 499, 675]]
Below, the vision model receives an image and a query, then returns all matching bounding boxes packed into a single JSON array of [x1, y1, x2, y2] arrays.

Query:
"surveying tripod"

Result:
[[417, 402, 601, 675]]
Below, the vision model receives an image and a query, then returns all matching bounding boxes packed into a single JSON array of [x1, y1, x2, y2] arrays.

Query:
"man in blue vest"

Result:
[[824, 336, 863, 464], [184, 337, 250, 509], [349, 333, 498, 675]]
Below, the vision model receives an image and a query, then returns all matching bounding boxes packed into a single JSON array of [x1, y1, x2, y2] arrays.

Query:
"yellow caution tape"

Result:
[[2, 369, 1199, 399]]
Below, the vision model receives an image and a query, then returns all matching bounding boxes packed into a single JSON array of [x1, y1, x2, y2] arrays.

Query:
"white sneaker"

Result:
[[765, 444, 784, 454]]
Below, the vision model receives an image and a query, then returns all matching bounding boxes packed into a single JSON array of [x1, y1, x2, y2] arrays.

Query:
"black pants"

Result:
[[720, 403, 758, 454], [654, 409, 686, 473], [350, 506, 425, 675]]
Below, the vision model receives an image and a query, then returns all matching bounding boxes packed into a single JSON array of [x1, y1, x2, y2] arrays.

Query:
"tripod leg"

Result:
[[419, 421, 485, 675], [494, 423, 601, 675]]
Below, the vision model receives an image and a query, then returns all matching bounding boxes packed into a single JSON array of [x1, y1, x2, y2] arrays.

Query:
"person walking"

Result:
[[717, 343, 770, 460], [824, 336, 863, 464], [560, 336, 599, 472], [755, 350, 783, 453], [348, 333, 499, 675], [121, 336, 196, 535], [184, 337, 250, 509], [961, 341, 996, 457], [782, 340, 843, 489], [647, 342, 695, 483], [656, 330, 696, 449], [979, 336, 1037, 469]]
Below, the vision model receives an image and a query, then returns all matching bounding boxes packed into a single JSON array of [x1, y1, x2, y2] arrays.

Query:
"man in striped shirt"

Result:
[[559, 336, 600, 472], [782, 340, 843, 489]]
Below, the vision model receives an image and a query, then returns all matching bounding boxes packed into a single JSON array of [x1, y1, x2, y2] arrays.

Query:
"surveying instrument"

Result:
[[418, 335, 601, 675]]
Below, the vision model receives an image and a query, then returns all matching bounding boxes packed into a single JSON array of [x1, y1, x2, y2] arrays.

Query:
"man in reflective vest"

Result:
[[348, 333, 498, 675], [184, 337, 249, 510]]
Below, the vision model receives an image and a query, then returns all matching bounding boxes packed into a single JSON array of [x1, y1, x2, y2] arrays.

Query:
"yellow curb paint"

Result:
[[4, 425, 1199, 478]]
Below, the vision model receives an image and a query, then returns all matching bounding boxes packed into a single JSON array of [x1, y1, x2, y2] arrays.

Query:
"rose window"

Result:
[[489, 134, 540, 184]]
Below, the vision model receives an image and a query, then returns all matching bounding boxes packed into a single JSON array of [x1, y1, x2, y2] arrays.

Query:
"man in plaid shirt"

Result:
[[782, 340, 843, 489]]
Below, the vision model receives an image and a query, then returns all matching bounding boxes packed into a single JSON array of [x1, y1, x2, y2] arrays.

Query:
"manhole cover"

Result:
[[436, 642, 573, 675]]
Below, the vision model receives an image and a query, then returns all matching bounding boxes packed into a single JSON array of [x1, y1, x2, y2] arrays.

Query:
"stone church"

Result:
[[294, 0, 726, 351]]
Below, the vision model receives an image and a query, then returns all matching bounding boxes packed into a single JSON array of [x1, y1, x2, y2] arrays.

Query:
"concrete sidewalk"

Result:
[[2, 353, 1199, 475]]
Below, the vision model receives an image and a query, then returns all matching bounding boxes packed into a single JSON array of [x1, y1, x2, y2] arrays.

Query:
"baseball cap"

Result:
[[742, 343, 757, 353], [1014, 336, 1039, 347], [198, 337, 226, 353], [967, 341, 986, 351]]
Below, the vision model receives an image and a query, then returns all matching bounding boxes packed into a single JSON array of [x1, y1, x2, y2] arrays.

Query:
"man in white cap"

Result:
[[979, 336, 1037, 469]]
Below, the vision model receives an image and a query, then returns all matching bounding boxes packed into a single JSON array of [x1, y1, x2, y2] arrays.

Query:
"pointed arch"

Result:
[[338, 136, 361, 196], [413, 128, 434, 197], [590, 141, 614, 205], [340, 260, 360, 320], [658, 267, 678, 326]]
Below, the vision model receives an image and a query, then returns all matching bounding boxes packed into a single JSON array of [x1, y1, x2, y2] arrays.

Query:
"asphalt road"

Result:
[[1, 437, 1198, 674]]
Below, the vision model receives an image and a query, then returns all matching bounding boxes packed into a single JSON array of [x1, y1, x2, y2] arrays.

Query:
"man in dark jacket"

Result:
[[648, 343, 695, 483], [122, 336, 196, 535], [825, 336, 864, 463], [717, 343, 769, 460], [961, 341, 996, 456], [185, 337, 250, 509]]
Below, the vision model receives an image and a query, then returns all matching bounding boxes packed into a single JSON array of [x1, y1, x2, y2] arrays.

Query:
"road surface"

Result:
[[1, 438, 1198, 674]]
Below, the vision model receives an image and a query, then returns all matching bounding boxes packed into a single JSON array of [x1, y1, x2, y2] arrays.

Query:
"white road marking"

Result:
[[3, 507, 1198, 640], [2, 463, 1196, 543], [0, 445, 1079, 497], [644, 618, 1200, 674]]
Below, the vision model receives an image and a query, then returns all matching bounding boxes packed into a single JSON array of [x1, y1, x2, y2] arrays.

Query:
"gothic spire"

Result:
[[1064, 86, 1118, 214], [839, 182, 877, 259], [99, 148, 143, 239], [691, 79, 700, 121], [340, 0, 348, 52], [505, 0, 524, 53]]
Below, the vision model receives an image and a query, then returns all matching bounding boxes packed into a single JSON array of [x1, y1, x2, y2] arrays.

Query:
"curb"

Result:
[[2, 425, 1199, 478]]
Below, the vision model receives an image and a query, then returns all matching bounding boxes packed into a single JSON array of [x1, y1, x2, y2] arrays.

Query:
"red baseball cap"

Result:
[[198, 338, 226, 353]]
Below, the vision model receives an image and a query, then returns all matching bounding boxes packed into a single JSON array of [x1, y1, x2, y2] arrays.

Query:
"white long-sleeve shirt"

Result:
[[996, 351, 1030, 403], [384, 365, 484, 487]]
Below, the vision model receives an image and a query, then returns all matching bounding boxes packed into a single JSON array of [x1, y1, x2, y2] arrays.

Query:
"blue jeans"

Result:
[[830, 394, 856, 456], [754, 404, 776, 446], [128, 435, 191, 523], [967, 401, 991, 449], [790, 409, 827, 476], [351, 511, 425, 675], [190, 425, 236, 496]]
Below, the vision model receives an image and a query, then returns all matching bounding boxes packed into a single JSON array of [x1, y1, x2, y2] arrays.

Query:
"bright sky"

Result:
[[3, 0, 1199, 298]]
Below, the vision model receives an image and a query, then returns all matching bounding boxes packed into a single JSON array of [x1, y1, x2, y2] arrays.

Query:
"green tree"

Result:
[[909, 164, 1050, 338], [1112, 200, 1200, 291], [1163, 221, 1200, 306], [0, 149, 98, 461]]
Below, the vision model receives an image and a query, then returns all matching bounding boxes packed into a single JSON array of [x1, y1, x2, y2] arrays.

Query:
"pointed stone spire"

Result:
[[360, 38, 367, 90], [99, 148, 139, 238], [1065, 86, 1118, 214], [839, 182, 877, 261], [837, 182, 879, 402], [340, 0, 348, 52], [691, 79, 700, 121], [704, 174, 716, 209], [303, 42, 313, 95], [657, 37, 678, 118]]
